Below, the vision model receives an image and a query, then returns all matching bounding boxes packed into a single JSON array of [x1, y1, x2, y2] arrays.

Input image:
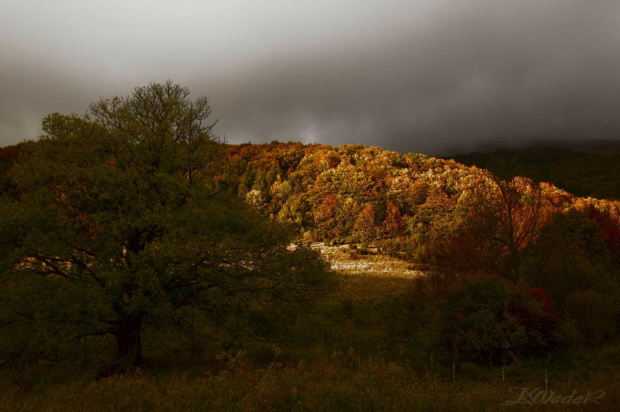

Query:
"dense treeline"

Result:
[[452, 145, 620, 200]]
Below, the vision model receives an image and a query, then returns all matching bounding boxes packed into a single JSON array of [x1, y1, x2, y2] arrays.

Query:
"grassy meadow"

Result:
[[1, 244, 618, 411]]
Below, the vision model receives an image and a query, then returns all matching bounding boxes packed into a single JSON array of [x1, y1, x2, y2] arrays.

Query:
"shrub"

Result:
[[565, 290, 617, 346], [433, 274, 565, 367]]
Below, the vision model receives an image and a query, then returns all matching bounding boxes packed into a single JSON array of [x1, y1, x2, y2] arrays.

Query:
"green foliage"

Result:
[[520, 208, 620, 347], [432, 274, 568, 366], [0, 82, 334, 371], [523, 209, 614, 302], [0, 144, 20, 197]]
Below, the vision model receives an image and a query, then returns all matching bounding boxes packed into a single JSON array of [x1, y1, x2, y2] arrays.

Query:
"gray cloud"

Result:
[[2, 0, 620, 155]]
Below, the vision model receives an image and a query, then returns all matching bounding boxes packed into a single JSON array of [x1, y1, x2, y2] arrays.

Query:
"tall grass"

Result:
[[1, 244, 618, 411], [1, 352, 617, 411]]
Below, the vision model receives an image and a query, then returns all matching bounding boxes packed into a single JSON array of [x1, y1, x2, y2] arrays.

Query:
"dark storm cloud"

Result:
[[202, 0, 620, 155], [0, 42, 133, 144], [2, 0, 620, 155]]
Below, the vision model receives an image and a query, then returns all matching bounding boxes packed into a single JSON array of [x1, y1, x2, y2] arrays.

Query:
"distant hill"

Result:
[[218, 142, 620, 269], [449, 141, 620, 200], [3, 141, 619, 263]]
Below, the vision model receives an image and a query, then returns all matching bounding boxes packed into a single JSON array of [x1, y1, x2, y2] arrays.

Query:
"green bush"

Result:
[[565, 290, 617, 346], [433, 274, 566, 367]]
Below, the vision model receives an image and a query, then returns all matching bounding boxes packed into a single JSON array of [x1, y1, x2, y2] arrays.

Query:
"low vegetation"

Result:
[[1, 241, 618, 410], [1, 248, 618, 410]]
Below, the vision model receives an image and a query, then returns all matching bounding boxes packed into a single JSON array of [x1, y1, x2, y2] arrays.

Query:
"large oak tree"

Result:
[[0, 82, 333, 369]]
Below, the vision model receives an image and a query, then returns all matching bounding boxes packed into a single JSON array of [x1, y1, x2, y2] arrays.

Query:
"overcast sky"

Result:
[[2, 0, 620, 155]]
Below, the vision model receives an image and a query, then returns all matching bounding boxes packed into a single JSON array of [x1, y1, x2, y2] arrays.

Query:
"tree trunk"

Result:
[[115, 315, 143, 368]]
